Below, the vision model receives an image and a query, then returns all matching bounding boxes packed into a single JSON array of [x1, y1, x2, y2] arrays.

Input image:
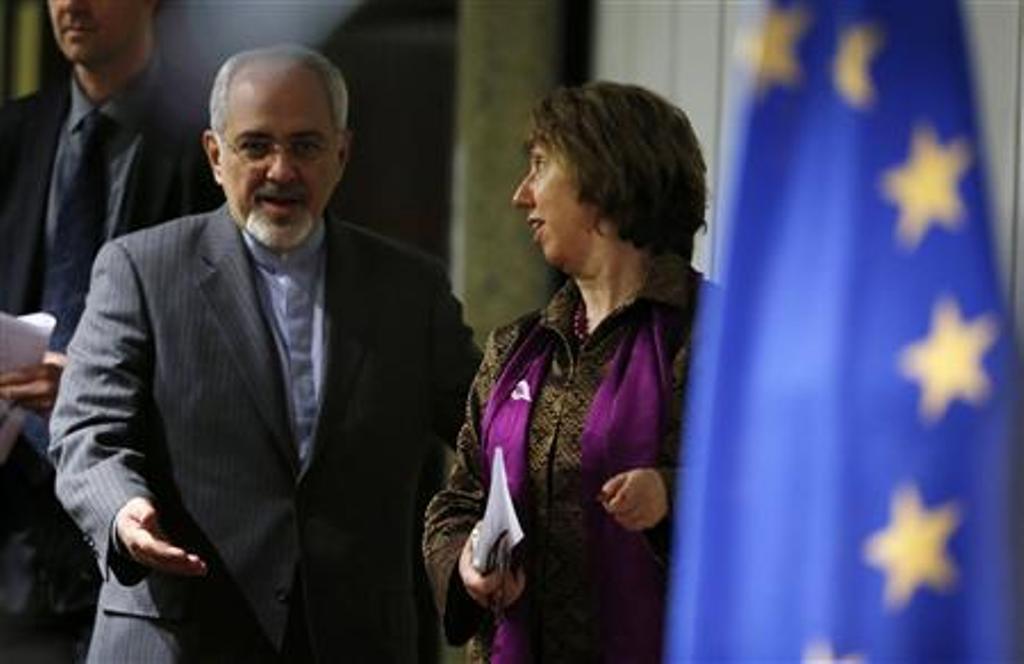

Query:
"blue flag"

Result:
[[668, 1, 1017, 660]]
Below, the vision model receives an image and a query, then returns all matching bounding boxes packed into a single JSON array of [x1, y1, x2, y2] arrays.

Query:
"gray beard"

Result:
[[244, 208, 316, 253]]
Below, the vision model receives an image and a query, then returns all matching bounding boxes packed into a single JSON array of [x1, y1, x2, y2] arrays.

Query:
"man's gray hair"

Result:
[[209, 44, 349, 135]]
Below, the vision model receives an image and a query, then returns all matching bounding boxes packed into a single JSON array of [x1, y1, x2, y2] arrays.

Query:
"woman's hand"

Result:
[[599, 468, 668, 531], [458, 523, 525, 611]]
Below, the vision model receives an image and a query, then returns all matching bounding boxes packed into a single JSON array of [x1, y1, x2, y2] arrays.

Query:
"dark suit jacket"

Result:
[[0, 76, 221, 624], [50, 208, 480, 662]]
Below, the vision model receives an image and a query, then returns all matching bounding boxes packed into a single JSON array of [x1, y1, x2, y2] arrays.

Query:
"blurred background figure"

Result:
[[0, 0, 219, 661], [423, 82, 706, 663]]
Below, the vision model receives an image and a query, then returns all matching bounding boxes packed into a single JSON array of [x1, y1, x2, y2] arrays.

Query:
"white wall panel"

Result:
[[669, 2, 725, 275], [593, 0, 730, 275], [965, 0, 1021, 313], [1010, 3, 1024, 336], [592, 2, 641, 84], [631, 3, 677, 93], [592, 0, 1024, 303]]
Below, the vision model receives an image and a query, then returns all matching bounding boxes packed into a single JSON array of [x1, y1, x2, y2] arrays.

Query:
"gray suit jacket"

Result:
[[49, 207, 479, 662]]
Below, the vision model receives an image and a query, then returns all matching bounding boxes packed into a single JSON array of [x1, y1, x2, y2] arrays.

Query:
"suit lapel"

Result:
[[121, 130, 176, 235], [3, 86, 67, 314], [302, 222, 369, 476], [121, 75, 193, 236], [196, 208, 297, 472]]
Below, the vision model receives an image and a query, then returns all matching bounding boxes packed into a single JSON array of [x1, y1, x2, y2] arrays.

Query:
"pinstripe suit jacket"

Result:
[[49, 206, 479, 662]]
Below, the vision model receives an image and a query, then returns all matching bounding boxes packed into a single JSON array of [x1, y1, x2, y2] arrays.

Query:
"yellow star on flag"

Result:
[[833, 23, 884, 109], [864, 484, 960, 610], [881, 125, 972, 249], [900, 297, 998, 424], [803, 640, 864, 663], [736, 3, 812, 94]]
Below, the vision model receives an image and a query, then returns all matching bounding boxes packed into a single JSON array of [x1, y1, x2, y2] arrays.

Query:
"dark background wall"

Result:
[[324, 2, 457, 261]]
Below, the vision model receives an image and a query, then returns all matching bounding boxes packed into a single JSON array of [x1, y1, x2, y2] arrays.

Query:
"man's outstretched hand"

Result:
[[115, 497, 208, 576]]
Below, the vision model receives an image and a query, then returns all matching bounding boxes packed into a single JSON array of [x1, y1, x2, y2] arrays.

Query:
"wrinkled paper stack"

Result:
[[472, 446, 524, 574], [0, 312, 55, 463]]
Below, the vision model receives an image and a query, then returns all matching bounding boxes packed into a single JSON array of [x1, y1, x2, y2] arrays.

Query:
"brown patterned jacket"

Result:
[[424, 254, 701, 662]]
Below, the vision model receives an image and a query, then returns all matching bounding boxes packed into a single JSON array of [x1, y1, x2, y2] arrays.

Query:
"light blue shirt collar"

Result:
[[241, 220, 327, 469]]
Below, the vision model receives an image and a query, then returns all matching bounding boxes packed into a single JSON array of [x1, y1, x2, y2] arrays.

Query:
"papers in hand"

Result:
[[0, 312, 56, 464], [472, 446, 525, 574]]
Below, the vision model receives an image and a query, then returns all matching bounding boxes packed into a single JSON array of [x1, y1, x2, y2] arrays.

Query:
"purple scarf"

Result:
[[480, 305, 682, 663]]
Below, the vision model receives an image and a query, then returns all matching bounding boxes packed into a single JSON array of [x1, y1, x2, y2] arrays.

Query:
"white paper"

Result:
[[0, 312, 55, 372], [472, 447, 525, 573], [0, 312, 55, 463]]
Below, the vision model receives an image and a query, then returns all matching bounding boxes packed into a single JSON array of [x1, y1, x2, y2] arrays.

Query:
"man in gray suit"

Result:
[[49, 45, 479, 662]]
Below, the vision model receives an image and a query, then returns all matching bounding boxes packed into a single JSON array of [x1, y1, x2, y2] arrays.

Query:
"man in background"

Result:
[[49, 45, 479, 661], [0, 0, 219, 660]]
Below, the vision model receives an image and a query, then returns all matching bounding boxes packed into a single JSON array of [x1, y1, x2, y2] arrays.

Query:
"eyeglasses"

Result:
[[222, 134, 331, 165]]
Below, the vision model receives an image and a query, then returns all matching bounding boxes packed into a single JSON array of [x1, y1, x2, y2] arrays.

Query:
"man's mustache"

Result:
[[57, 11, 98, 33], [254, 184, 307, 202]]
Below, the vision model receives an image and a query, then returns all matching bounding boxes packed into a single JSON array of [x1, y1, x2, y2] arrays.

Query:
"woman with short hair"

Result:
[[424, 82, 707, 663]]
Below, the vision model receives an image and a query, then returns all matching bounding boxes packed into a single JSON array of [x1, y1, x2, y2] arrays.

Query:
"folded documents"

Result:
[[472, 446, 525, 574], [0, 312, 56, 463]]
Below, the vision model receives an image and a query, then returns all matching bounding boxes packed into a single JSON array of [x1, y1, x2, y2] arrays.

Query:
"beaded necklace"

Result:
[[572, 302, 589, 343]]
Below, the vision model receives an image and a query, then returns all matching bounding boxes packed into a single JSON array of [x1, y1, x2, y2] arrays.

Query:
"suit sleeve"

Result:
[[423, 323, 521, 645], [427, 267, 481, 446], [49, 241, 156, 581]]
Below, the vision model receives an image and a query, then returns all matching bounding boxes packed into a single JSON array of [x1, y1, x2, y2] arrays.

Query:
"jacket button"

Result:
[[275, 587, 290, 604]]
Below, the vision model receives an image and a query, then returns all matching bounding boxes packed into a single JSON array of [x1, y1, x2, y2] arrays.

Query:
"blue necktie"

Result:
[[42, 109, 111, 352], [21, 111, 111, 457]]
